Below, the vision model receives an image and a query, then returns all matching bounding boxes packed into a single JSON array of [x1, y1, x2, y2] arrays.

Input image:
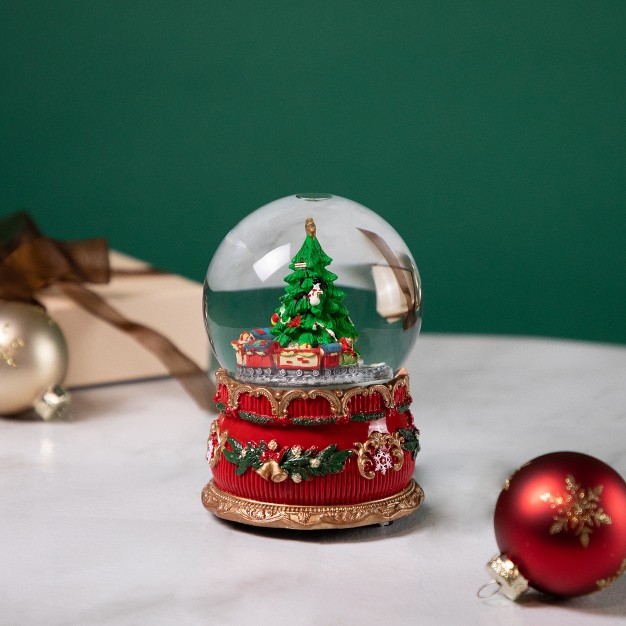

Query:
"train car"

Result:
[[231, 328, 277, 370], [275, 346, 321, 371], [320, 342, 342, 369], [233, 329, 355, 377], [273, 342, 344, 376]]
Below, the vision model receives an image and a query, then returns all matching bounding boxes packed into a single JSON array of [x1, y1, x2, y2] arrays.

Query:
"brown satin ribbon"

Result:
[[0, 211, 213, 411], [357, 228, 420, 330]]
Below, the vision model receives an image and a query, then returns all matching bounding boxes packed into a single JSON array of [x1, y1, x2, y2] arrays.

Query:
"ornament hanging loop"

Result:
[[476, 580, 502, 599]]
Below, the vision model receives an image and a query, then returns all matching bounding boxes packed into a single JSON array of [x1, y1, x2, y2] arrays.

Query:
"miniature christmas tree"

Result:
[[271, 218, 358, 352]]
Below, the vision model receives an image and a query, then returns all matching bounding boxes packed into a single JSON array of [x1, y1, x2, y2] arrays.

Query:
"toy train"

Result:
[[231, 328, 359, 377]]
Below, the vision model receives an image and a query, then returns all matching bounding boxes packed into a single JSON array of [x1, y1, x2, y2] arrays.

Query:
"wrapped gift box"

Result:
[[39, 251, 210, 387]]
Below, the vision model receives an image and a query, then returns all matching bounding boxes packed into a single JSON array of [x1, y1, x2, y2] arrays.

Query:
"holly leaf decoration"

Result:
[[280, 447, 316, 479], [280, 444, 352, 481], [313, 445, 353, 476], [398, 427, 421, 459], [219, 436, 353, 483], [224, 436, 242, 456], [223, 437, 265, 475]]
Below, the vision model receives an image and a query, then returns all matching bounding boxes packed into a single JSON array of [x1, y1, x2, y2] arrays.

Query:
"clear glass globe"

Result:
[[204, 193, 421, 387]]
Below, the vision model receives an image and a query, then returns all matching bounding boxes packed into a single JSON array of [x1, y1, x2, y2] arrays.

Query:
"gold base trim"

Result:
[[201, 479, 424, 530]]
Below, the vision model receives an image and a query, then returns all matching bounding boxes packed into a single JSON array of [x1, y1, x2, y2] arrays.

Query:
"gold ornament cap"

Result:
[[485, 554, 529, 600], [34, 385, 71, 420]]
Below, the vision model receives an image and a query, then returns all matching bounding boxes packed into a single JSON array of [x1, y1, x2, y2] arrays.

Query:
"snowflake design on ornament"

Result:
[[373, 447, 393, 475], [540, 474, 612, 548], [354, 431, 404, 480]]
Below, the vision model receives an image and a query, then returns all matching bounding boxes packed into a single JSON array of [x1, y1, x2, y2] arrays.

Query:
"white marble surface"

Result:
[[1, 335, 625, 626]]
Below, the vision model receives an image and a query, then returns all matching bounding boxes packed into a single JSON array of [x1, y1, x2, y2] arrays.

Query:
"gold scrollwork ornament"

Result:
[[354, 431, 405, 480], [207, 420, 229, 469], [214, 368, 410, 422]]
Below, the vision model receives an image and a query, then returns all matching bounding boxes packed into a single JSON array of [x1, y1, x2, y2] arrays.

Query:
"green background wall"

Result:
[[2, 2, 625, 343]]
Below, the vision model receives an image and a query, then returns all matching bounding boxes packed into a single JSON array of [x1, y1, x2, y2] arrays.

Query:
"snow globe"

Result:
[[201, 193, 424, 529]]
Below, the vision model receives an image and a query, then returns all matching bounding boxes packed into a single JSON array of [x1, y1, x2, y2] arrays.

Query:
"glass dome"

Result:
[[204, 194, 421, 387]]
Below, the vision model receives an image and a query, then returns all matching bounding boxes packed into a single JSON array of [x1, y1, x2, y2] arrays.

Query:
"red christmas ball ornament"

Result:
[[486, 451, 626, 599]]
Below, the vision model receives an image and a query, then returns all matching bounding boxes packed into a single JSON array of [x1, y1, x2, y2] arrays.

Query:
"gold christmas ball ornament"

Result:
[[0, 301, 70, 419]]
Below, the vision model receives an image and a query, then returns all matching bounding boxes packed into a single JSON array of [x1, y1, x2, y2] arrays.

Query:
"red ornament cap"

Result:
[[491, 451, 626, 598]]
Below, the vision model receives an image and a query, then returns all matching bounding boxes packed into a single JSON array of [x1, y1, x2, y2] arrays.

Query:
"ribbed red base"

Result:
[[210, 370, 418, 508], [212, 412, 416, 506], [213, 452, 414, 506]]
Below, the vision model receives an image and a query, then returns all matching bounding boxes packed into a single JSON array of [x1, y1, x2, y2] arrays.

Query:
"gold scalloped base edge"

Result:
[[201, 479, 425, 530]]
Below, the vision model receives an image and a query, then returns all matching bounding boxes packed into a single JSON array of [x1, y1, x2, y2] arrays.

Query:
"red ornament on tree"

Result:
[[486, 451, 626, 599]]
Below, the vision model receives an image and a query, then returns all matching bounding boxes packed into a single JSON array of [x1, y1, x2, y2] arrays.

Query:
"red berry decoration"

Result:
[[487, 451, 626, 599]]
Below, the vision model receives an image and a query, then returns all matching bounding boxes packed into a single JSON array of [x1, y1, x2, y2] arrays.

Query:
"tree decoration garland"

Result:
[[290, 416, 339, 426], [235, 408, 390, 426], [222, 437, 353, 483], [397, 401, 411, 413], [237, 410, 274, 425], [350, 410, 387, 423], [280, 444, 353, 483], [209, 423, 421, 483]]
